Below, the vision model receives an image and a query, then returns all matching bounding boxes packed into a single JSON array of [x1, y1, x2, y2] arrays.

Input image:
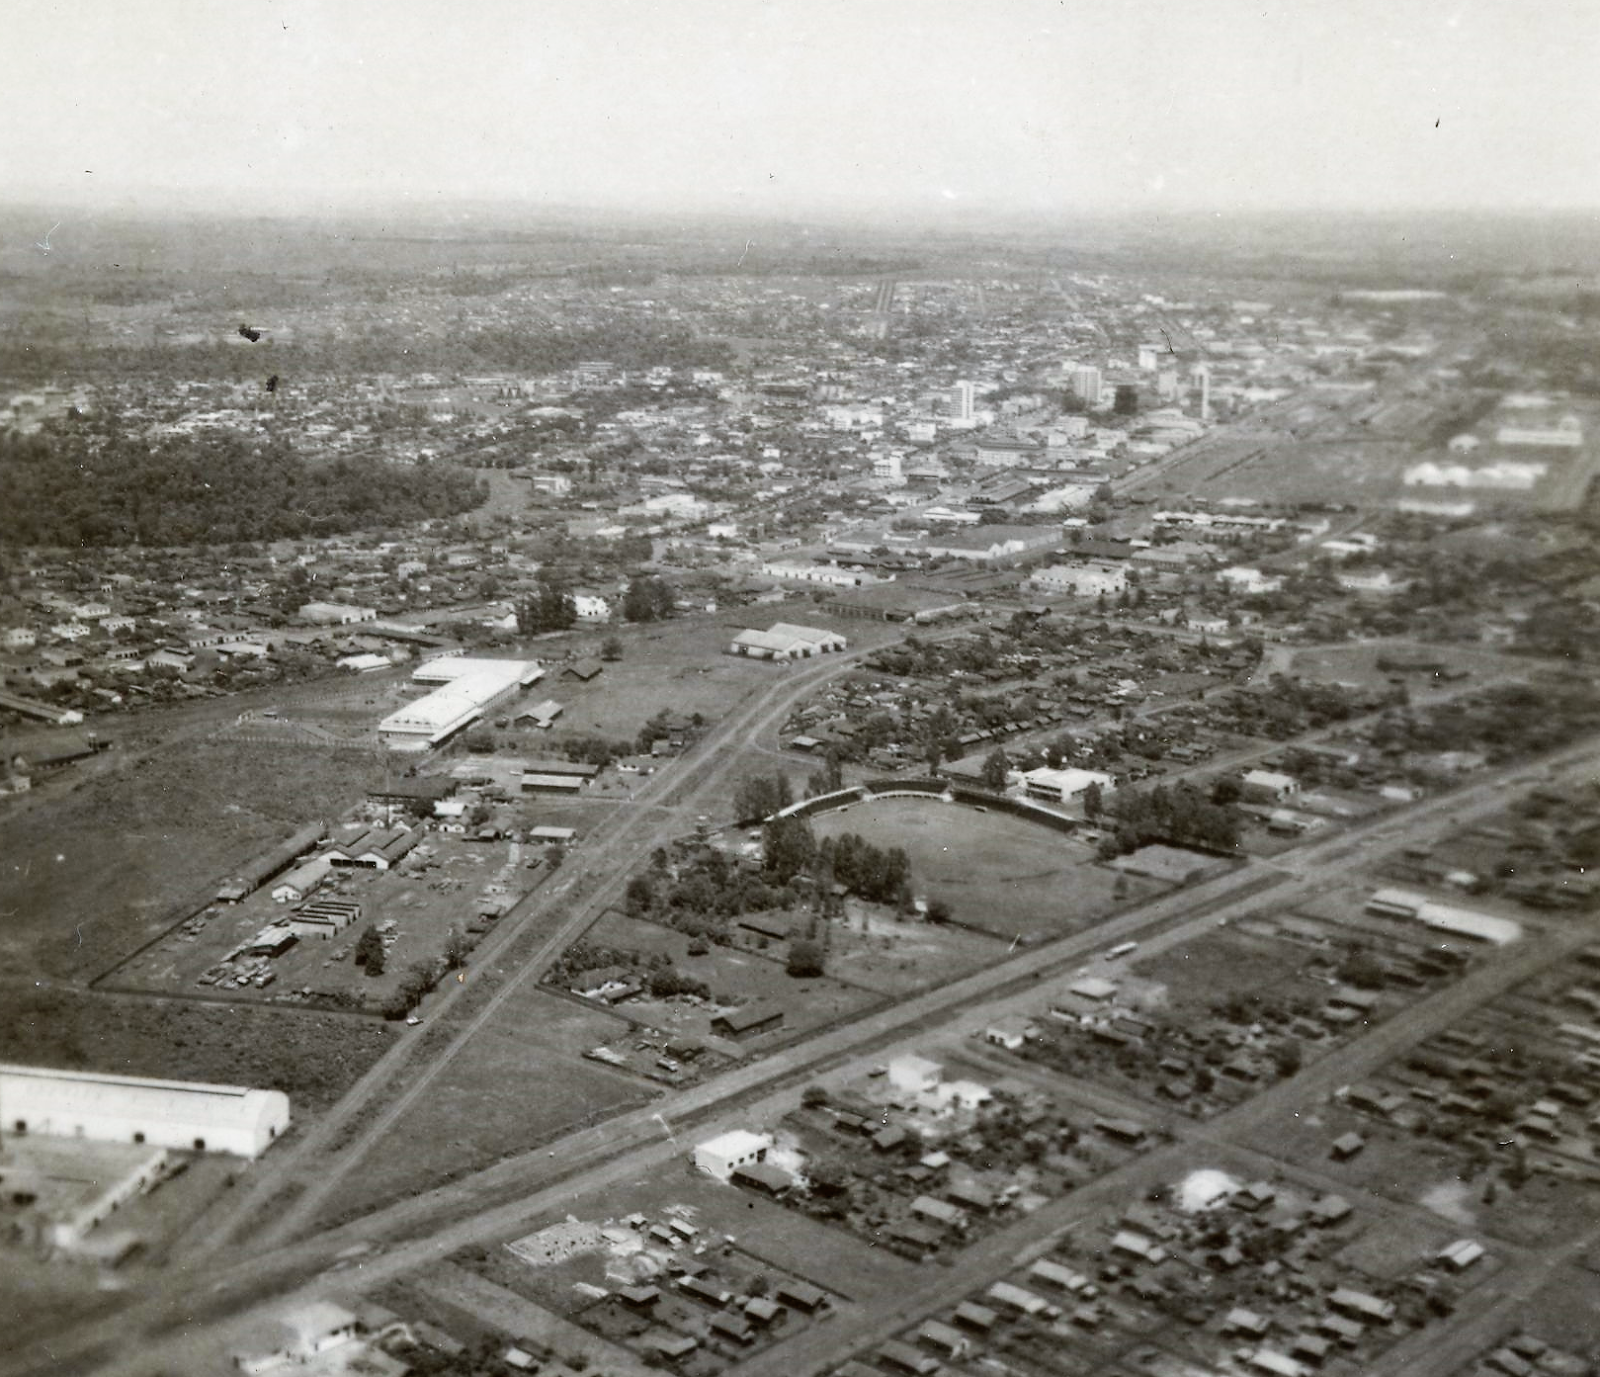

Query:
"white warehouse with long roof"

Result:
[[379, 656, 543, 751], [0, 1064, 291, 1158]]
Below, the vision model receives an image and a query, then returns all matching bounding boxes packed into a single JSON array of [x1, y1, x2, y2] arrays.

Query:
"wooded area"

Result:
[[0, 430, 486, 546]]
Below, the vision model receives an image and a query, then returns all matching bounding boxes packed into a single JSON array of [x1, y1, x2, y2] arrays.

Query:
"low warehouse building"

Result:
[[326, 827, 422, 870], [0, 1065, 290, 1158], [710, 1002, 785, 1041], [215, 822, 327, 903], [270, 855, 333, 903], [379, 657, 543, 751], [728, 623, 847, 661]]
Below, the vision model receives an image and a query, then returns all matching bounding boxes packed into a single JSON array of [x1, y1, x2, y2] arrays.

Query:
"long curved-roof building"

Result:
[[1, 1064, 290, 1158]]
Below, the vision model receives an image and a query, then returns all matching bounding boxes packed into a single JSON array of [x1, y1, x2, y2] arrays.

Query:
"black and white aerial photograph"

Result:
[[2, 2, 1599, 1375]]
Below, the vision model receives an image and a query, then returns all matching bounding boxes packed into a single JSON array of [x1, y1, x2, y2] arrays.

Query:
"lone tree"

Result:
[[786, 938, 825, 978], [354, 925, 386, 976], [600, 635, 624, 662], [1082, 780, 1104, 820], [981, 747, 1010, 792]]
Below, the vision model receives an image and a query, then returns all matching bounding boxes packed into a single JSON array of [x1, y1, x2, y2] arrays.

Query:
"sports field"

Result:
[[810, 797, 1162, 940]]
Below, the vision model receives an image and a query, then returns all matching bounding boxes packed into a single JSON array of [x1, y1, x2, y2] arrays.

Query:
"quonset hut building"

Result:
[[0, 1065, 291, 1157]]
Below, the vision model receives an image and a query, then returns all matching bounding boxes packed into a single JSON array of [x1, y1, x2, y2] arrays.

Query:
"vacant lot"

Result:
[[0, 986, 395, 1115], [822, 903, 1011, 997], [1278, 641, 1517, 691], [1132, 925, 1315, 1019], [323, 985, 656, 1218], [812, 796, 1162, 940], [0, 739, 375, 983], [523, 610, 884, 747]]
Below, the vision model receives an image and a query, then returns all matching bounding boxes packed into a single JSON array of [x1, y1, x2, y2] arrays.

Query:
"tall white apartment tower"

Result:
[[954, 380, 975, 422], [1189, 363, 1211, 421], [1071, 365, 1102, 407]]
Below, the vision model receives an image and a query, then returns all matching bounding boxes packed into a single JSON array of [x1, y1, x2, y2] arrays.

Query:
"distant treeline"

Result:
[[0, 318, 733, 386], [0, 431, 486, 547]]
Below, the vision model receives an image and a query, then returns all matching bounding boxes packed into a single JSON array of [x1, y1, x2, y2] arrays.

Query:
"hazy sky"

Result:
[[6, 0, 1596, 216]]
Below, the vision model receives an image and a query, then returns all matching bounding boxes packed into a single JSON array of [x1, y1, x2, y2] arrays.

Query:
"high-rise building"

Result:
[[953, 380, 975, 422], [1071, 365, 1102, 406], [1189, 363, 1211, 421]]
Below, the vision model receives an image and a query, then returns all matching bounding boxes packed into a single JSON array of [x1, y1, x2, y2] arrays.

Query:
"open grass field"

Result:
[[0, 1251, 130, 1356], [0, 986, 396, 1115], [322, 985, 656, 1219], [1130, 924, 1316, 1018], [0, 739, 376, 983], [1502, 1265, 1600, 1354], [1277, 640, 1519, 691], [1332, 1212, 1479, 1282], [822, 902, 1011, 997], [811, 796, 1163, 941]]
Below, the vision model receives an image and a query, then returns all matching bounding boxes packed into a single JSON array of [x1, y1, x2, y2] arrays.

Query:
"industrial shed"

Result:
[[727, 623, 848, 661], [379, 657, 543, 751], [326, 826, 422, 870], [215, 822, 327, 902], [0, 1064, 290, 1158], [270, 855, 333, 903]]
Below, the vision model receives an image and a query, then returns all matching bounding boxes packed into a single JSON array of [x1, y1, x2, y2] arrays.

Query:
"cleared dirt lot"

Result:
[[821, 903, 1012, 997], [517, 611, 890, 748]]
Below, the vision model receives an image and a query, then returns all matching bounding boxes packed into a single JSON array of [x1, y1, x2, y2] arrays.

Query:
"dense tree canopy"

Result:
[[0, 430, 485, 547], [622, 575, 675, 623], [517, 573, 577, 633]]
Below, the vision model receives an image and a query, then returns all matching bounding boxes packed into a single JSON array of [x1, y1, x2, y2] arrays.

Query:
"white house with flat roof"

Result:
[[1021, 767, 1114, 805], [693, 1130, 773, 1181], [887, 1054, 943, 1097]]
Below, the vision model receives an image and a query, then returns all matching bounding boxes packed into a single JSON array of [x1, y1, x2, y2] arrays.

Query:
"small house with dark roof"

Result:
[[774, 1280, 828, 1312], [710, 1002, 785, 1041], [732, 1161, 793, 1196]]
